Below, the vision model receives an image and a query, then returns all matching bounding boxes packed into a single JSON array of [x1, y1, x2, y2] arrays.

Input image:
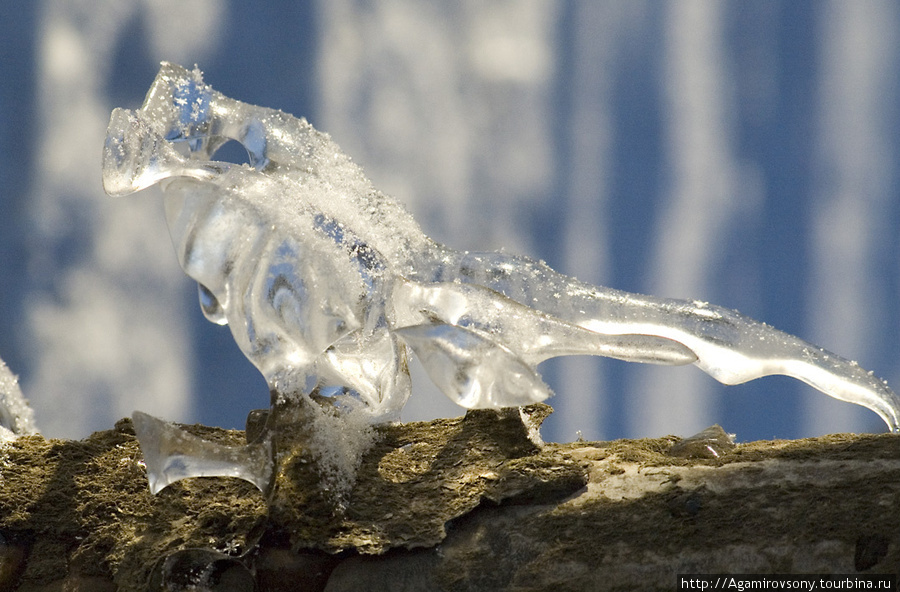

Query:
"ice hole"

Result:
[[211, 139, 252, 167]]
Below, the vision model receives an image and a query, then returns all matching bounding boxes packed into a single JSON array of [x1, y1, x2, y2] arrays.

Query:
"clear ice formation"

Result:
[[0, 357, 37, 442], [132, 411, 271, 494], [103, 63, 900, 493]]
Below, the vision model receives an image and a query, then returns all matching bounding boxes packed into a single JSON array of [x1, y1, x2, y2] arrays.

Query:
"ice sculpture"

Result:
[[103, 63, 900, 493], [0, 357, 37, 442]]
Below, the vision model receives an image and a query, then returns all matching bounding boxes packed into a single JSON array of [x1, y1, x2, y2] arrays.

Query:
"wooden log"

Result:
[[0, 405, 897, 591]]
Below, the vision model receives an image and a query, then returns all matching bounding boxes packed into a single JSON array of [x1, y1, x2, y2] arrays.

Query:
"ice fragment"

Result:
[[103, 63, 900, 493], [0, 358, 37, 442], [148, 548, 254, 591], [132, 411, 271, 495], [669, 424, 737, 459]]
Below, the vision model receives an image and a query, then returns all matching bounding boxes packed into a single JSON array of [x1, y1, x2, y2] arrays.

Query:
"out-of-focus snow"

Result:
[[632, 1, 743, 437], [806, 1, 899, 436], [21, 1, 224, 439]]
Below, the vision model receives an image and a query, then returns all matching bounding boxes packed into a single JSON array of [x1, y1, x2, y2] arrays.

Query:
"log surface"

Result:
[[0, 406, 898, 591]]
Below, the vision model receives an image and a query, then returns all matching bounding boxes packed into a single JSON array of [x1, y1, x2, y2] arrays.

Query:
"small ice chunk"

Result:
[[0, 357, 37, 439], [0, 427, 15, 444], [149, 548, 254, 591], [132, 411, 272, 494], [669, 424, 737, 459]]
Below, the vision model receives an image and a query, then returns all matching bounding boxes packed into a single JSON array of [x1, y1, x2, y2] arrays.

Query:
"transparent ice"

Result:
[[132, 411, 271, 494], [102, 63, 900, 493], [0, 357, 38, 443]]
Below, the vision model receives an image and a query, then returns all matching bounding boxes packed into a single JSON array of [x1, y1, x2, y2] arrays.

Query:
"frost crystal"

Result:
[[103, 63, 900, 493]]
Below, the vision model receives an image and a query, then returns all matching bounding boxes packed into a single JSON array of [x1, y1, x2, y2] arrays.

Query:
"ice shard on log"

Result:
[[0, 357, 37, 442]]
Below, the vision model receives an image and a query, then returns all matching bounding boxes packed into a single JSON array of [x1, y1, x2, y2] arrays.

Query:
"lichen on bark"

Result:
[[1, 405, 898, 591]]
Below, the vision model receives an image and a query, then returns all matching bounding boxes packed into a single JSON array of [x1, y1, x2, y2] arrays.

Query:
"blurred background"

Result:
[[1, 1, 899, 442]]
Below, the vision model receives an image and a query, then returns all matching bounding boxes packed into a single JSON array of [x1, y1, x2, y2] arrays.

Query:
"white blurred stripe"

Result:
[[316, 1, 557, 256], [629, 0, 738, 437], [807, 0, 898, 435], [26, 0, 223, 438], [554, 2, 647, 441], [316, 0, 559, 423]]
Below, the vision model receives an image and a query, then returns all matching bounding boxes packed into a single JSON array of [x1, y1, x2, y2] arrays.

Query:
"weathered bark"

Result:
[[0, 405, 898, 591]]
